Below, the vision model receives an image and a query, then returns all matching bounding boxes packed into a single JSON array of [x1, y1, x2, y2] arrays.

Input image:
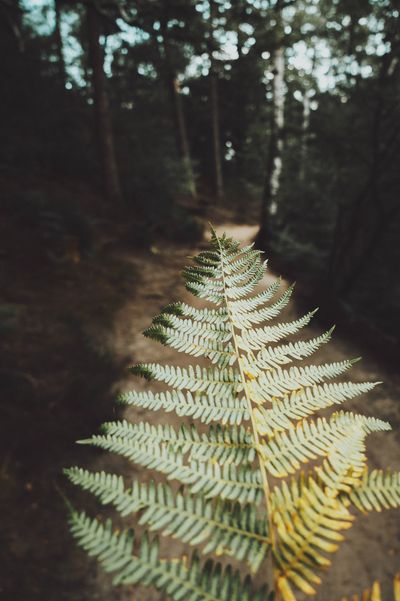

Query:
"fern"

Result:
[[65, 229, 400, 600]]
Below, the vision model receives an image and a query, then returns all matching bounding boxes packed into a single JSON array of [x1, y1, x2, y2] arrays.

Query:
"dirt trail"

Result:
[[87, 223, 400, 601]]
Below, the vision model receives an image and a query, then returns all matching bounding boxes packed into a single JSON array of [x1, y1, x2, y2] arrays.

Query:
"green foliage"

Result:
[[69, 510, 269, 600], [65, 230, 400, 600]]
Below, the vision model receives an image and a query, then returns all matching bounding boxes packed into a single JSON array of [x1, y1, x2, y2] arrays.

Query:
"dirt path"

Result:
[[84, 222, 400, 601], [6, 214, 397, 601]]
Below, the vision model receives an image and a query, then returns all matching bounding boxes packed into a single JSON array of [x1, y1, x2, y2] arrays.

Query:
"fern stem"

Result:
[[216, 234, 278, 595]]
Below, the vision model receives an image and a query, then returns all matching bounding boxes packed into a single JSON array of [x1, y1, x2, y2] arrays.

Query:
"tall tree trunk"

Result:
[[160, 9, 196, 198], [257, 4, 285, 248], [209, 0, 224, 200], [54, 0, 67, 88], [299, 87, 311, 182], [171, 75, 197, 198], [299, 50, 316, 182], [86, 1, 122, 204]]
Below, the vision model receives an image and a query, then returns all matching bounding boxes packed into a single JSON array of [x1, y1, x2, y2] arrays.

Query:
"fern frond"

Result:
[[224, 258, 266, 288], [65, 469, 269, 571], [67, 228, 398, 601], [117, 389, 249, 425], [150, 314, 231, 336], [223, 266, 266, 300], [80, 434, 263, 504], [99, 421, 256, 464], [231, 285, 294, 327], [130, 364, 242, 396], [185, 276, 225, 304], [243, 328, 334, 373], [185, 260, 265, 301], [143, 325, 235, 366], [255, 381, 380, 436], [262, 412, 390, 477], [162, 302, 229, 326], [144, 314, 234, 366], [69, 511, 268, 600], [345, 469, 400, 512], [273, 475, 354, 597], [229, 279, 281, 312], [237, 309, 318, 352], [224, 248, 263, 274], [271, 418, 387, 596], [249, 359, 356, 404], [316, 426, 367, 492]]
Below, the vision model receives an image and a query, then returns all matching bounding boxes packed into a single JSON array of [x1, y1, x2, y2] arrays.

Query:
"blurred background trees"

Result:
[[1, 0, 400, 340]]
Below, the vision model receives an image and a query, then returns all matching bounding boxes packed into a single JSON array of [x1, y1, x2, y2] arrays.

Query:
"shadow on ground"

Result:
[[0, 206, 138, 600]]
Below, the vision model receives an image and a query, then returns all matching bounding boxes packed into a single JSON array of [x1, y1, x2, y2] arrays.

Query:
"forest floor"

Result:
[[1, 211, 400, 601]]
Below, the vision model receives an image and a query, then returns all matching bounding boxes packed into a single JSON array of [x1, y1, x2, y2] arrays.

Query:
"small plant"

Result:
[[65, 230, 400, 600]]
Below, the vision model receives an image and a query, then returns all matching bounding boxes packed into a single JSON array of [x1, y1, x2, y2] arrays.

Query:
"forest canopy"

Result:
[[2, 0, 400, 342]]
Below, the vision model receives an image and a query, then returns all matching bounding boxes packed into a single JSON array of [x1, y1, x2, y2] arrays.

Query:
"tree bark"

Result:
[[299, 86, 311, 182], [299, 50, 316, 181], [86, 1, 122, 204], [160, 8, 196, 198], [171, 75, 197, 198], [54, 0, 67, 88], [257, 37, 285, 248], [209, 0, 224, 200]]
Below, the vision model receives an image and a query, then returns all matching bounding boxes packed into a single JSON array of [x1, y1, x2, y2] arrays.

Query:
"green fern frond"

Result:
[[79, 434, 263, 503], [130, 363, 242, 396], [143, 325, 235, 366], [248, 359, 356, 404], [117, 389, 249, 425], [223, 249, 263, 274], [99, 421, 256, 464], [65, 469, 269, 571], [224, 258, 266, 288], [237, 309, 318, 352], [229, 279, 281, 312], [254, 381, 381, 436], [162, 302, 229, 326], [243, 328, 334, 373], [150, 313, 231, 335], [144, 314, 235, 366], [230, 285, 294, 327], [66, 228, 399, 601], [69, 511, 268, 600], [185, 276, 226, 304]]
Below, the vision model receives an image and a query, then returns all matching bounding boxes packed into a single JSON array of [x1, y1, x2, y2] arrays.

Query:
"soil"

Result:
[[1, 216, 399, 601]]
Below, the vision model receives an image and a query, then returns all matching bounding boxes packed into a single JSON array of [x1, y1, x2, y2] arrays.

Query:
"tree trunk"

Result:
[[54, 0, 67, 88], [86, 1, 122, 204], [257, 39, 285, 248], [171, 75, 197, 198], [299, 87, 311, 182], [209, 0, 224, 200], [160, 9, 196, 198], [299, 49, 316, 182]]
